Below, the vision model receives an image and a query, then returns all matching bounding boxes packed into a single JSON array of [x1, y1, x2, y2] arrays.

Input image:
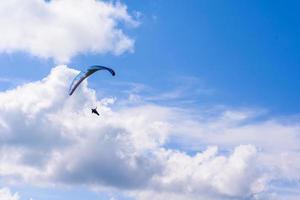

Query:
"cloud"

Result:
[[0, 188, 19, 200], [132, 145, 265, 200], [0, 0, 138, 63], [0, 65, 170, 187], [0, 66, 299, 199]]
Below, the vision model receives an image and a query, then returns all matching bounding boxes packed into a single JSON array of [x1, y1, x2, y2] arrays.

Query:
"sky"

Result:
[[0, 0, 299, 200]]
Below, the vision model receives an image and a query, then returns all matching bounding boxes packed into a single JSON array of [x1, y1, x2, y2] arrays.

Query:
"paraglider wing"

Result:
[[69, 65, 115, 96]]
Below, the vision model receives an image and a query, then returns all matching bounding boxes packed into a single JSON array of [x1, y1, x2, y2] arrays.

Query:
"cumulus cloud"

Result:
[[0, 0, 138, 63], [0, 66, 299, 199], [0, 65, 169, 187], [134, 145, 264, 200]]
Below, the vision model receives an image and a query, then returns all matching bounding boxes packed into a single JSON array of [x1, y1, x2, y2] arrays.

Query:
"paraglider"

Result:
[[91, 107, 100, 116], [69, 65, 115, 96], [68, 65, 115, 117]]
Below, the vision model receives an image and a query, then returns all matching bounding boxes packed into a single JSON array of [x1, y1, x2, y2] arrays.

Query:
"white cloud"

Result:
[[135, 145, 264, 200], [0, 188, 19, 200], [0, 0, 138, 63], [0, 66, 299, 199]]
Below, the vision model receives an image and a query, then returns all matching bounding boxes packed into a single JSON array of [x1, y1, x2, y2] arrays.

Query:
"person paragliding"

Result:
[[91, 107, 100, 116], [68, 65, 115, 116]]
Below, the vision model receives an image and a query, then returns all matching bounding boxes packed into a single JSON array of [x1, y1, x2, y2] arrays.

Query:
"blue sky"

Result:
[[2, 0, 300, 114], [0, 1, 300, 200]]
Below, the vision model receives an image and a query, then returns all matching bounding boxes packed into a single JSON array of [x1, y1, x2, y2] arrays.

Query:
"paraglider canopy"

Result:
[[69, 65, 115, 96]]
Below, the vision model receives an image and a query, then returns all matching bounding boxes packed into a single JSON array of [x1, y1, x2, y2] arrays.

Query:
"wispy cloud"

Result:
[[0, 77, 29, 88], [0, 188, 19, 200], [94, 75, 214, 108]]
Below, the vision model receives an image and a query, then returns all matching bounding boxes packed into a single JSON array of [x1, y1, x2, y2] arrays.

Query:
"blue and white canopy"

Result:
[[69, 65, 115, 96]]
